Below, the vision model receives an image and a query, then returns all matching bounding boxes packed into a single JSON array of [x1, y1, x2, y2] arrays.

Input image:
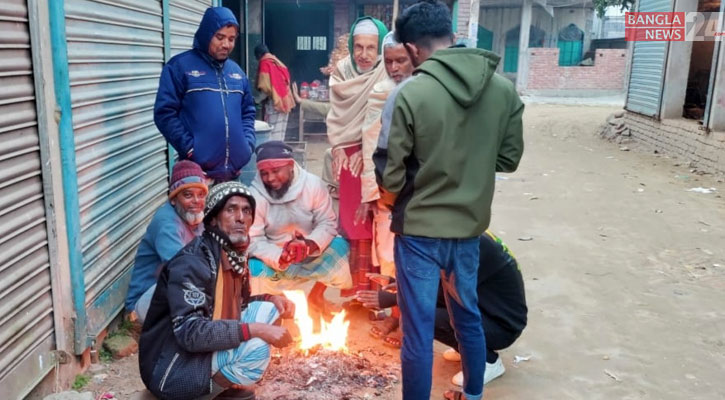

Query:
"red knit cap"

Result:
[[169, 160, 208, 199]]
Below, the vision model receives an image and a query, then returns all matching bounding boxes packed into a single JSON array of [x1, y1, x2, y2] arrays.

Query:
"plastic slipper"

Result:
[[443, 390, 465, 400], [369, 325, 386, 338], [370, 317, 399, 339], [382, 333, 401, 349]]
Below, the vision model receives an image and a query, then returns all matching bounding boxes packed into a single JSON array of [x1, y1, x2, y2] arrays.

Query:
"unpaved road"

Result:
[[79, 104, 725, 399], [478, 104, 725, 400]]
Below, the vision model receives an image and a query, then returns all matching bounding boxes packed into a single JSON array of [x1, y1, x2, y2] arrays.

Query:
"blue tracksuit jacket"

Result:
[[154, 7, 256, 181]]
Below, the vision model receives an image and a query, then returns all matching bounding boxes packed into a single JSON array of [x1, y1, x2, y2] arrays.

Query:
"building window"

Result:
[[478, 26, 493, 51], [312, 36, 327, 51], [557, 24, 584, 66], [297, 36, 311, 51], [504, 25, 547, 73], [504, 46, 519, 73]]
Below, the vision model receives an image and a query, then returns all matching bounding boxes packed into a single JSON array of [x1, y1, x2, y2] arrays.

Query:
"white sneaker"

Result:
[[443, 348, 461, 362], [450, 357, 506, 387]]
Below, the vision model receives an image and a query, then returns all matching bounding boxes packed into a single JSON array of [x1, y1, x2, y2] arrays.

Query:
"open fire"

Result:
[[257, 291, 399, 400], [282, 290, 350, 353]]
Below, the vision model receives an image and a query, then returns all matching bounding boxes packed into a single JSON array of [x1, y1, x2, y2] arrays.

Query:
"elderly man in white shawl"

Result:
[[326, 17, 389, 297]]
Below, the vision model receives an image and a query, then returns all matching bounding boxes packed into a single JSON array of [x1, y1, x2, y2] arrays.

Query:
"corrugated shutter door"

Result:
[[0, 0, 56, 398], [64, 0, 168, 334], [625, 0, 673, 117], [170, 0, 212, 57]]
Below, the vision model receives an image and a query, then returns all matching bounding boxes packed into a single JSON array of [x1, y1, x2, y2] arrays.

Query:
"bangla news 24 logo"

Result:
[[625, 12, 725, 42]]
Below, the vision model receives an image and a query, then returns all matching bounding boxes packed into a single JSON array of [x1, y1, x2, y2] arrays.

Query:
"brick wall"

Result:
[[457, 0, 471, 37], [625, 112, 725, 174], [334, 0, 349, 39], [527, 48, 627, 91]]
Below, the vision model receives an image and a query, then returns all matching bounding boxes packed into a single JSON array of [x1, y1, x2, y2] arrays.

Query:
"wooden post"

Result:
[[393, 0, 399, 25]]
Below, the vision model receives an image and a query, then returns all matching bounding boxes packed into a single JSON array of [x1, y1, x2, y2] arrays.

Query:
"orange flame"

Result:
[[282, 290, 349, 352]]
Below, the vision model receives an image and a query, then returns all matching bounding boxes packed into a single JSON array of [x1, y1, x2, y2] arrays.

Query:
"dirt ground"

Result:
[[83, 104, 725, 399]]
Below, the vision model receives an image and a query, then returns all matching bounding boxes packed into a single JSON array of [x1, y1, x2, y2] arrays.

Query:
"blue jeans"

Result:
[[395, 235, 485, 400]]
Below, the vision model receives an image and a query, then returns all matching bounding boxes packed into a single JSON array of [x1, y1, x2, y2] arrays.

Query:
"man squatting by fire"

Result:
[[139, 182, 296, 400]]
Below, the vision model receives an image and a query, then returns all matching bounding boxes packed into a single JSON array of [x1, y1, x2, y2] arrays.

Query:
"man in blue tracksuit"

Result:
[[154, 7, 256, 182]]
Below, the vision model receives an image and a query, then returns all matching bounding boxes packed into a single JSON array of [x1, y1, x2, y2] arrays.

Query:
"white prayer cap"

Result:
[[353, 19, 378, 36], [382, 31, 399, 49]]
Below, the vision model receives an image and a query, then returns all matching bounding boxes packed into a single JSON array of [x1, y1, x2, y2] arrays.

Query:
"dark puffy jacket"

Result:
[[139, 233, 247, 400], [154, 7, 256, 181]]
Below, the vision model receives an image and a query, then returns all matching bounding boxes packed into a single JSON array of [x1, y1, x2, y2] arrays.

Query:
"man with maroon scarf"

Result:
[[255, 44, 295, 141]]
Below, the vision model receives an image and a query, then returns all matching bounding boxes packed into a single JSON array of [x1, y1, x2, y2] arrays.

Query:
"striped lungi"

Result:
[[249, 236, 352, 293], [211, 301, 280, 385], [264, 100, 289, 141]]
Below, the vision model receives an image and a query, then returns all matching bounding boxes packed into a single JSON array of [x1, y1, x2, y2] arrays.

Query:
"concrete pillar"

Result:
[[516, 0, 532, 92], [246, 0, 263, 93], [660, 0, 697, 119], [707, 17, 725, 131], [466, 0, 480, 47], [28, 0, 75, 356]]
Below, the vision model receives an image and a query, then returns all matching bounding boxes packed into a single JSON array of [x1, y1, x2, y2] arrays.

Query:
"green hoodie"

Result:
[[373, 47, 524, 238]]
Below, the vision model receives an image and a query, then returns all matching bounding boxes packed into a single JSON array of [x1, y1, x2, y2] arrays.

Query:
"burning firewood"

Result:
[[257, 347, 400, 400], [254, 290, 400, 399]]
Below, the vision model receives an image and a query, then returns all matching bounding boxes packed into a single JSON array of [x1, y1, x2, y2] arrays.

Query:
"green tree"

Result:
[[593, 0, 635, 18]]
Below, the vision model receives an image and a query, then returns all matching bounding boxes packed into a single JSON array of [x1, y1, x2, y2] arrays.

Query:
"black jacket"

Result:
[[139, 232, 260, 400], [429, 232, 526, 335]]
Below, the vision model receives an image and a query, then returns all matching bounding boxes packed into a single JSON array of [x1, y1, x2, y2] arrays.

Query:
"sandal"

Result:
[[443, 390, 465, 400], [382, 333, 401, 349], [369, 325, 386, 339], [370, 316, 399, 337]]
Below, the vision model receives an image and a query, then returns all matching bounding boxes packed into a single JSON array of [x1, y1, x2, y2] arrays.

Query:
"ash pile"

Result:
[[255, 347, 400, 400]]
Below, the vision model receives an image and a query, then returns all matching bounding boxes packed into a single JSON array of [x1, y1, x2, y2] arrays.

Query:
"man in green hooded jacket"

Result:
[[373, 1, 524, 400]]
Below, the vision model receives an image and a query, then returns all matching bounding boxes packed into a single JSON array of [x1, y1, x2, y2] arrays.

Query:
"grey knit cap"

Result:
[[203, 181, 256, 224]]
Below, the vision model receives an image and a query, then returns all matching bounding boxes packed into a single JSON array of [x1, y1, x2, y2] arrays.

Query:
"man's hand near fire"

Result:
[[269, 294, 295, 319], [248, 323, 293, 348], [278, 231, 319, 270]]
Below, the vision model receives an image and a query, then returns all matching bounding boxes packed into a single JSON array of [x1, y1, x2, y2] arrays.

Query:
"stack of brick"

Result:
[[624, 112, 725, 174]]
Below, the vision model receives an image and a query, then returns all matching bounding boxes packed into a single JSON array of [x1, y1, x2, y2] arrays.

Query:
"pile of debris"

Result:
[[255, 346, 400, 400], [599, 111, 631, 143]]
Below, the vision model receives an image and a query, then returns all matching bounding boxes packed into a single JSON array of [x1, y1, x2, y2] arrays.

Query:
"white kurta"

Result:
[[248, 163, 338, 271]]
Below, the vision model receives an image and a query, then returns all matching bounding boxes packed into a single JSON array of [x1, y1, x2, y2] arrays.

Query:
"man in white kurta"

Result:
[[248, 141, 351, 314]]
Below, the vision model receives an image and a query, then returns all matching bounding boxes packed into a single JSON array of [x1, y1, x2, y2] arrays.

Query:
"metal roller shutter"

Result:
[[64, 0, 168, 336], [625, 0, 673, 117], [169, 0, 212, 57], [0, 0, 56, 397]]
